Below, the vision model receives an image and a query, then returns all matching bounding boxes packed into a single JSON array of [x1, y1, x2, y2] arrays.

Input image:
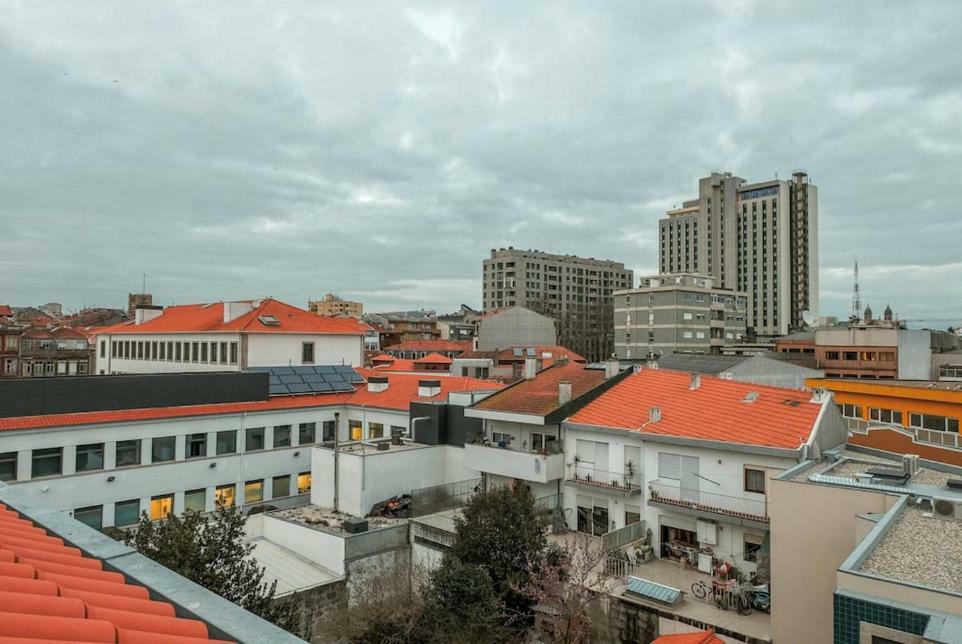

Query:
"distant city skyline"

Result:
[[2, 3, 961, 322]]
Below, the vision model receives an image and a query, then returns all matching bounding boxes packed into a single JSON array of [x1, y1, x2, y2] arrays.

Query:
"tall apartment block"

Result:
[[614, 273, 748, 359], [482, 248, 633, 361], [658, 171, 818, 337]]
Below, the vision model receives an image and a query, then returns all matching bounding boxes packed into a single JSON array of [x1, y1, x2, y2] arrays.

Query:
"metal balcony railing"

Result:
[[567, 465, 642, 494], [648, 480, 768, 522]]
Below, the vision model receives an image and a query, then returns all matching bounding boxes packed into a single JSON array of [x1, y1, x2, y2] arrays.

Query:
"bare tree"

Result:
[[518, 532, 617, 644]]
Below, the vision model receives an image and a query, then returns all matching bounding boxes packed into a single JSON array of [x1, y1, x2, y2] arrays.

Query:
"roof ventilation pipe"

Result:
[[649, 406, 662, 423], [524, 358, 538, 380], [690, 372, 701, 390]]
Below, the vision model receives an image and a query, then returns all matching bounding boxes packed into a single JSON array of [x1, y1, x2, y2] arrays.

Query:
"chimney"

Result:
[[649, 406, 662, 423], [134, 305, 163, 326], [523, 357, 539, 380], [558, 381, 573, 406], [367, 375, 389, 393], [224, 301, 256, 323], [418, 379, 441, 398], [689, 372, 701, 390], [604, 359, 619, 380]]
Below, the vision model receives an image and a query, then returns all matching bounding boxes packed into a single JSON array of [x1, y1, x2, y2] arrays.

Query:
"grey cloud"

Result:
[[1, 1, 960, 324]]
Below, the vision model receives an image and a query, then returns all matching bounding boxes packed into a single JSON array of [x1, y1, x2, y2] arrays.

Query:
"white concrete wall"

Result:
[[312, 444, 477, 517], [0, 405, 347, 526], [99, 333, 242, 374], [245, 333, 363, 368], [261, 514, 346, 576], [897, 330, 932, 380]]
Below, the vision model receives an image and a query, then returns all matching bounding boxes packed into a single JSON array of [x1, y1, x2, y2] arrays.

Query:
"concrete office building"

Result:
[[482, 248, 633, 362], [659, 171, 818, 337], [613, 274, 748, 359], [308, 293, 363, 318]]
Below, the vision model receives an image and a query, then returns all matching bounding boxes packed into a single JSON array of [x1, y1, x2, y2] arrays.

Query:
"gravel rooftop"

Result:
[[274, 505, 406, 533], [859, 505, 962, 595]]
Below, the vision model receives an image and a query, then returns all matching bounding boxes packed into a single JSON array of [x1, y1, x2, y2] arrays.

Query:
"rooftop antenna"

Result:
[[851, 261, 861, 321]]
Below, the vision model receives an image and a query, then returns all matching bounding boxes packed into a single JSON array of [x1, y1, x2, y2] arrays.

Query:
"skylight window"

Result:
[[258, 315, 281, 327], [742, 391, 759, 403]]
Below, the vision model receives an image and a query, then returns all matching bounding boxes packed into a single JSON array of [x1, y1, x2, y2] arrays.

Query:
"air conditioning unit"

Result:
[[931, 497, 962, 520], [903, 454, 920, 477]]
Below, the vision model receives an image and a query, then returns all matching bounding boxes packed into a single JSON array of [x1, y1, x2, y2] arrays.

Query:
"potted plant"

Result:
[[624, 460, 636, 490]]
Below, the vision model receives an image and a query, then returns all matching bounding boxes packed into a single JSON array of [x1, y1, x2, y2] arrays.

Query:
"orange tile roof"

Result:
[[371, 359, 416, 372], [653, 630, 724, 644], [383, 340, 471, 353], [495, 345, 586, 363], [414, 352, 453, 365], [370, 354, 396, 362], [97, 299, 367, 336], [0, 305, 13, 318], [0, 504, 229, 642], [568, 369, 821, 450], [470, 362, 606, 417], [0, 372, 501, 432]]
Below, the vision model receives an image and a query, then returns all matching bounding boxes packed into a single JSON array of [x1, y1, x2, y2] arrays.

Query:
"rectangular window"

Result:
[[75, 443, 105, 472], [187, 433, 207, 459], [0, 451, 17, 482], [744, 535, 763, 563], [216, 430, 237, 455], [297, 471, 312, 494], [220, 342, 228, 365], [302, 342, 315, 364], [369, 423, 384, 439], [246, 427, 265, 451], [191, 342, 199, 362], [744, 468, 766, 494], [99, 341, 106, 359], [137, 341, 144, 359], [842, 351, 858, 361], [825, 351, 840, 360], [184, 488, 206, 513], [175, 342, 182, 361], [870, 408, 903, 425], [322, 421, 336, 442], [658, 453, 681, 480], [838, 404, 862, 419], [151, 341, 158, 360], [151, 436, 176, 463], [215, 484, 235, 508], [159, 342, 166, 361], [167, 341, 173, 361], [116, 439, 142, 467], [74, 505, 103, 530], [200, 342, 208, 363], [272, 475, 291, 499], [114, 499, 141, 526], [210, 342, 218, 364], [273, 425, 291, 448], [298, 423, 316, 445], [230, 342, 238, 364], [245, 479, 264, 504], [31, 447, 62, 478], [150, 494, 174, 520], [909, 413, 960, 433], [349, 420, 363, 441]]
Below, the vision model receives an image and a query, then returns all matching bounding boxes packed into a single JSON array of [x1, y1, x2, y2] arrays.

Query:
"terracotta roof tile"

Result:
[[568, 369, 821, 450], [653, 630, 724, 644], [470, 362, 606, 417], [97, 299, 366, 336], [383, 340, 471, 353], [414, 352, 453, 365], [0, 503, 230, 643], [495, 345, 585, 363]]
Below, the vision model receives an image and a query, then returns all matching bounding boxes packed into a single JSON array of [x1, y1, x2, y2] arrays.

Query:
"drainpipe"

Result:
[[333, 411, 340, 512]]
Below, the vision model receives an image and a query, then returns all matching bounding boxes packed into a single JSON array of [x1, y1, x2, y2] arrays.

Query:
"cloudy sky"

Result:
[[2, 1, 960, 324]]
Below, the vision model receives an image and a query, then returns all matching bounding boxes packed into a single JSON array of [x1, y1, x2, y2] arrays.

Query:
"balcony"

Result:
[[846, 417, 962, 451], [566, 464, 642, 495], [648, 480, 768, 524], [464, 443, 564, 484]]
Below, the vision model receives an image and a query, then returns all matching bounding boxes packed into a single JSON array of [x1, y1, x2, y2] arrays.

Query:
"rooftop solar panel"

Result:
[[254, 365, 363, 396]]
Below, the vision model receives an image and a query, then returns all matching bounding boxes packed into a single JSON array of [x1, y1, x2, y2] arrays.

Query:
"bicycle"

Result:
[[690, 580, 710, 600]]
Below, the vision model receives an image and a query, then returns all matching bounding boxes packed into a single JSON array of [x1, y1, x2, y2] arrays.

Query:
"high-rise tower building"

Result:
[[482, 248, 633, 361], [658, 171, 818, 336]]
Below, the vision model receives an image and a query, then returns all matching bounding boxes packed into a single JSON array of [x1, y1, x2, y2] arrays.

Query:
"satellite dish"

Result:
[[802, 310, 815, 327]]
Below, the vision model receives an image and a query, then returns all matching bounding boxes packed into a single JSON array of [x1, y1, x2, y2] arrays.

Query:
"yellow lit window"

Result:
[[150, 494, 173, 520], [215, 484, 235, 508], [297, 471, 312, 494], [349, 420, 362, 441], [245, 480, 264, 504]]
